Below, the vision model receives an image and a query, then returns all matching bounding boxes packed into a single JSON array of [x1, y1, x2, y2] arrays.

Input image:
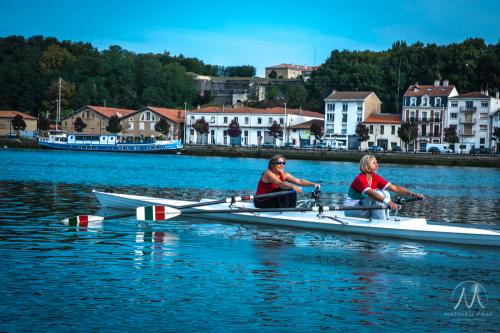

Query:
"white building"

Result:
[[447, 91, 500, 153], [362, 114, 402, 151], [185, 106, 323, 146], [287, 119, 324, 147], [402, 80, 459, 152], [323, 91, 382, 149]]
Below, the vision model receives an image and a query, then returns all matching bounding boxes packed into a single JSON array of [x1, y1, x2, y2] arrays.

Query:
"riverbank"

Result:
[[183, 145, 500, 168], [2, 138, 499, 168]]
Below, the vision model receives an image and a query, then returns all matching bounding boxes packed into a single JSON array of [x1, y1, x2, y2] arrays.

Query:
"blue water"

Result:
[[0, 149, 499, 332]]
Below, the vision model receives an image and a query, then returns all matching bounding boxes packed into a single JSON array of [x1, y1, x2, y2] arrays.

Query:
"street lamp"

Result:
[[284, 102, 287, 146]]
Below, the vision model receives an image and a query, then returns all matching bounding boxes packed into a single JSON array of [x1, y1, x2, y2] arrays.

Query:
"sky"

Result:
[[1, 0, 499, 77]]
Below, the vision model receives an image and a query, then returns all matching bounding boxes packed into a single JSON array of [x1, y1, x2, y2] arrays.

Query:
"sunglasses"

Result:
[[273, 161, 286, 166]]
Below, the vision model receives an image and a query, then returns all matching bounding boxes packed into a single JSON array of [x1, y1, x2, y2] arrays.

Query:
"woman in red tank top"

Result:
[[254, 154, 320, 208]]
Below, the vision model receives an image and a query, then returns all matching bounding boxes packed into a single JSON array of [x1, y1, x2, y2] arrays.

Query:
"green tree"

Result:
[[310, 121, 324, 140], [155, 118, 171, 137], [12, 114, 26, 136], [106, 115, 122, 134], [443, 126, 459, 151], [268, 70, 277, 79], [355, 123, 370, 142], [287, 85, 307, 108], [73, 116, 87, 132], [267, 121, 283, 145], [38, 115, 50, 131], [398, 122, 418, 152]]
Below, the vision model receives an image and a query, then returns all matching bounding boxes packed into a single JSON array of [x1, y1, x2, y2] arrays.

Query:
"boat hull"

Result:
[[93, 190, 500, 247], [38, 141, 182, 153]]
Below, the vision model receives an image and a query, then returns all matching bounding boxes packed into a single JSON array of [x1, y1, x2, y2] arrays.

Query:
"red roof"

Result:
[[451, 92, 490, 99], [141, 106, 184, 124], [0, 110, 36, 120], [324, 91, 374, 100], [191, 106, 323, 118], [404, 84, 456, 97], [364, 114, 401, 124], [86, 105, 136, 118]]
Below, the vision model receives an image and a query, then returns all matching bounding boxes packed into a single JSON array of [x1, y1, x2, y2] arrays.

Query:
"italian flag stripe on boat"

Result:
[[68, 215, 89, 226], [136, 206, 181, 221]]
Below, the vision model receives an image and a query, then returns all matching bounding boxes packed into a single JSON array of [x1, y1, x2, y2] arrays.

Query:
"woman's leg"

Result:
[[366, 190, 391, 220]]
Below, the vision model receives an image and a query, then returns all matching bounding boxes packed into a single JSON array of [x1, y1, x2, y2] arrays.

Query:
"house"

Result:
[[447, 91, 500, 153], [123, 107, 184, 140], [323, 91, 382, 149], [61, 105, 135, 134], [362, 114, 402, 151], [287, 119, 324, 147], [265, 64, 318, 80], [0, 110, 37, 137], [185, 106, 323, 146], [402, 80, 458, 152]]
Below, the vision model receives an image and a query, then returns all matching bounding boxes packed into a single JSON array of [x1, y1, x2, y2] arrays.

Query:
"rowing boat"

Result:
[[93, 190, 500, 247]]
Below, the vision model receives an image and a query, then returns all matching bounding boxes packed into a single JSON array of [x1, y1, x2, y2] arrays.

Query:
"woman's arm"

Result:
[[284, 173, 320, 189], [387, 184, 424, 198], [263, 171, 302, 192]]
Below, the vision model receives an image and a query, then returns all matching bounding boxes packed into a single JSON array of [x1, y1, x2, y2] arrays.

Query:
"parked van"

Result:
[[330, 141, 347, 150], [426, 143, 452, 154]]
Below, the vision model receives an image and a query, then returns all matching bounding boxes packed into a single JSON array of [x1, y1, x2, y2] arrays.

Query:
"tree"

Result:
[[310, 121, 324, 140], [12, 114, 26, 136], [268, 121, 283, 145], [443, 126, 459, 151], [155, 118, 171, 137], [268, 70, 277, 79], [106, 115, 122, 133], [227, 119, 241, 145], [398, 122, 418, 152], [73, 117, 87, 132], [193, 118, 209, 144], [38, 116, 50, 131], [355, 123, 370, 142]]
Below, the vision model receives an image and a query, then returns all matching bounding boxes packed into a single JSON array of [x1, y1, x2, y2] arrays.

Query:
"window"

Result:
[[450, 124, 457, 130], [410, 111, 415, 122], [150, 122, 155, 130], [433, 125, 439, 136], [210, 130, 215, 144], [190, 129, 194, 135], [139, 122, 144, 130], [480, 138, 485, 144], [422, 111, 428, 121], [244, 117, 249, 124], [435, 98, 441, 107], [257, 117, 262, 124], [223, 116, 228, 124], [190, 116, 195, 122], [410, 97, 417, 106], [257, 131, 261, 138], [342, 104, 348, 112], [481, 101, 488, 107], [210, 116, 215, 124], [140, 111, 156, 121], [480, 125, 487, 132], [466, 101, 473, 110], [380, 126, 384, 135], [327, 103, 334, 111], [233, 117, 238, 123], [327, 113, 334, 122], [357, 114, 362, 122], [279, 118, 284, 125], [421, 125, 426, 136], [357, 104, 362, 111], [451, 101, 458, 107], [391, 126, 396, 135], [268, 117, 272, 124], [342, 114, 347, 122], [480, 113, 488, 119], [369, 125, 373, 134], [450, 113, 458, 119]]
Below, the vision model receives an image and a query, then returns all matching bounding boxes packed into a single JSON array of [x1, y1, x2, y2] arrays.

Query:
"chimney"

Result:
[[434, 80, 440, 87], [443, 79, 449, 87]]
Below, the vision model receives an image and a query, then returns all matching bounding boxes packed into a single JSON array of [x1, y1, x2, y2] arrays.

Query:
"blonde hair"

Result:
[[268, 154, 285, 169], [359, 155, 377, 173]]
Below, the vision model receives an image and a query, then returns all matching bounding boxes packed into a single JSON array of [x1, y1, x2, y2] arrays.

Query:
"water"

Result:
[[0, 149, 499, 332]]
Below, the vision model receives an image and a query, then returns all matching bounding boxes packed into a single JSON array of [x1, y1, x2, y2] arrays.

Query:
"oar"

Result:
[[394, 196, 424, 204], [136, 205, 390, 221], [62, 190, 295, 224]]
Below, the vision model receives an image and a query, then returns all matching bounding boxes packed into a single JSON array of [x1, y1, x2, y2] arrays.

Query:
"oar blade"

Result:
[[136, 206, 181, 221], [62, 215, 104, 226]]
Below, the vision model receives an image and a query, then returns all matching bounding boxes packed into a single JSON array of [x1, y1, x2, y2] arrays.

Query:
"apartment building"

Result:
[[362, 114, 402, 151], [0, 110, 37, 137]]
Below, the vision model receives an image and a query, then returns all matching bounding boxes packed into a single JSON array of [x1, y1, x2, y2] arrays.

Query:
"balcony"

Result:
[[431, 118, 441, 123], [459, 118, 476, 124], [460, 106, 477, 112], [459, 130, 476, 136]]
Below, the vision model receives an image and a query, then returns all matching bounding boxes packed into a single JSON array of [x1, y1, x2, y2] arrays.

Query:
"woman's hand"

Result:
[[292, 185, 302, 193], [388, 201, 399, 210]]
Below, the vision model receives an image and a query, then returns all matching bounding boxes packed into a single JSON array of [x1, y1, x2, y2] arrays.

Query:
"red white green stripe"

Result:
[[136, 206, 181, 221]]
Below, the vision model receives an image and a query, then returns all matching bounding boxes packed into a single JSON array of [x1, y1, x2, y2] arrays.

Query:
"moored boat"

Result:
[[92, 190, 500, 247], [39, 131, 183, 153]]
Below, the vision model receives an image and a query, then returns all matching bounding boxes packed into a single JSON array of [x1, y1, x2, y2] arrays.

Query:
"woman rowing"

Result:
[[254, 154, 320, 208], [345, 155, 424, 220]]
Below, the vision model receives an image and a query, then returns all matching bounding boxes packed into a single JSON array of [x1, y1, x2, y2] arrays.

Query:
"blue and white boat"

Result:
[[38, 131, 183, 153]]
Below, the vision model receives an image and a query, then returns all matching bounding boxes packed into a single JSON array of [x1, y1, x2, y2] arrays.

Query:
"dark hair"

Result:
[[268, 154, 285, 169]]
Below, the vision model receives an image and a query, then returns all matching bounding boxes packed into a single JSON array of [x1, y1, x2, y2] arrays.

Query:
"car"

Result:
[[367, 146, 385, 153], [469, 147, 493, 156], [315, 143, 328, 149], [392, 146, 402, 152], [261, 142, 275, 148], [428, 147, 441, 154]]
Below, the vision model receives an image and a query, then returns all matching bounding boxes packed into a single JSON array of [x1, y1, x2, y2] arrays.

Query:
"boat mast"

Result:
[[56, 76, 61, 131]]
